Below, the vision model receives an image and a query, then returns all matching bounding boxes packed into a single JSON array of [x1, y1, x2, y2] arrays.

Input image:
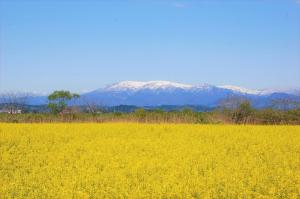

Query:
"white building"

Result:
[[0, 109, 22, 114]]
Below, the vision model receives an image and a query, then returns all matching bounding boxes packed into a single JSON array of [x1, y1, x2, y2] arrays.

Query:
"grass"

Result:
[[1, 123, 300, 198]]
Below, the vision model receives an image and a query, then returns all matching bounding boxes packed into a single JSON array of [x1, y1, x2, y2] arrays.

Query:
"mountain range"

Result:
[[12, 81, 299, 109]]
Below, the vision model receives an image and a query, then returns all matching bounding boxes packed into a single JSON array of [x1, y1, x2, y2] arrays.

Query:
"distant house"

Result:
[[0, 109, 22, 114]]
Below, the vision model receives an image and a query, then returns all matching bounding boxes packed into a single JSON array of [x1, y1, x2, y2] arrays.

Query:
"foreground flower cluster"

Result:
[[1, 124, 300, 198]]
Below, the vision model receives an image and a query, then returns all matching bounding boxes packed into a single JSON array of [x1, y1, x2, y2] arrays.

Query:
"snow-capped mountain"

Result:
[[2, 81, 299, 108], [104, 81, 273, 95], [217, 85, 262, 95], [81, 81, 299, 107], [105, 81, 193, 91]]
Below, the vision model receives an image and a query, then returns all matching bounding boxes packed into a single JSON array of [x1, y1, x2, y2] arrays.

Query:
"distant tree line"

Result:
[[0, 90, 300, 124]]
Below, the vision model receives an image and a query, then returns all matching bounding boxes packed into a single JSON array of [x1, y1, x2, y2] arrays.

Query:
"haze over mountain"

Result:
[[8, 81, 298, 108]]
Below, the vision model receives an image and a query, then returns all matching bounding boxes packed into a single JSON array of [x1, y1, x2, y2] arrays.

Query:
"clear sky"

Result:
[[0, 0, 300, 93]]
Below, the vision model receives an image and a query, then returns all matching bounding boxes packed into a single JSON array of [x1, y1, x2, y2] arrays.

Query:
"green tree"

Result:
[[47, 90, 80, 114]]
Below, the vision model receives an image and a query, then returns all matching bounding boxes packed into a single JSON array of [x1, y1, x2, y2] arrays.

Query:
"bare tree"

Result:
[[0, 92, 28, 114], [232, 101, 254, 124], [218, 94, 248, 110], [81, 97, 100, 114], [271, 98, 300, 110]]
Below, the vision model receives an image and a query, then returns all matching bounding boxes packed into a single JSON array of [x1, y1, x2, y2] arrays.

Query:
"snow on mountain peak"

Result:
[[102, 81, 298, 96], [106, 81, 146, 90], [218, 85, 261, 95], [106, 81, 193, 91]]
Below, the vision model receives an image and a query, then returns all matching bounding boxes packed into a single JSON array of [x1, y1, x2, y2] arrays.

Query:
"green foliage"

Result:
[[47, 90, 80, 114]]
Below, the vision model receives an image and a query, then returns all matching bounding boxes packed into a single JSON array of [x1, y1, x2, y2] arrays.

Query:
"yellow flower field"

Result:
[[1, 124, 300, 198]]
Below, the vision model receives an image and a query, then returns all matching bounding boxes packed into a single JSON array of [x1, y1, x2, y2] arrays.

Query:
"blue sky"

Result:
[[0, 0, 300, 93]]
